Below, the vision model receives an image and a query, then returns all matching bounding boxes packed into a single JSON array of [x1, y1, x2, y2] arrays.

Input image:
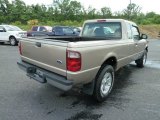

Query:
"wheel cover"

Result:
[[10, 38, 15, 45], [100, 72, 112, 97]]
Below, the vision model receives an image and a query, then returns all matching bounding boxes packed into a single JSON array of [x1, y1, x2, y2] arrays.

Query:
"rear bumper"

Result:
[[17, 61, 73, 91]]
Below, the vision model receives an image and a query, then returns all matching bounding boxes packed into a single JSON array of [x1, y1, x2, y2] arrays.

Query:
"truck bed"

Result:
[[28, 36, 112, 42]]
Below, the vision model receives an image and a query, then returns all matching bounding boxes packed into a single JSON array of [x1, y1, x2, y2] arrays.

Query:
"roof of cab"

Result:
[[84, 19, 137, 26]]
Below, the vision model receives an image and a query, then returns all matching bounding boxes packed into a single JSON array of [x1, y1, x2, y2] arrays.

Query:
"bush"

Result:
[[11, 21, 22, 25], [27, 19, 39, 26], [141, 20, 152, 25], [60, 20, 83, 27]]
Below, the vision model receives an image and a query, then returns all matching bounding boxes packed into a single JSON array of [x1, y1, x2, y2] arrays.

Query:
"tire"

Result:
[[94, 65, 115, 102], [9, 37, 17, 46], [136, 50, 147, 68]]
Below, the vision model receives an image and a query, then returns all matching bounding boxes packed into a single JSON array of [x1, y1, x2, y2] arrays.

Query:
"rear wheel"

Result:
[[9, 37, 17, 46], [136, 50, 147, 68], [94, 65, 115, 102]]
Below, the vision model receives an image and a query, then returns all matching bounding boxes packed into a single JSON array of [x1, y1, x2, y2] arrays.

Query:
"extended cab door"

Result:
[[131, 25, 146, 59]]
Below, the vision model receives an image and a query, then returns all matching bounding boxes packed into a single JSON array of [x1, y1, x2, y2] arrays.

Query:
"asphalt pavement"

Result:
[[0, 39, 160, 120]]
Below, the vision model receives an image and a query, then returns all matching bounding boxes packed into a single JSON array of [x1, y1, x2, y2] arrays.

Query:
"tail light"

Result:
[[67, 50, 81, 72], [18, 42, 22, 55]]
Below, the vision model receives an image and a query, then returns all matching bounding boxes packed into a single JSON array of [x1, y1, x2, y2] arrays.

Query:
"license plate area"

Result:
[[26, 67, 46, 83], [27, 67, 36, 74], [36, 69, 44, 77]]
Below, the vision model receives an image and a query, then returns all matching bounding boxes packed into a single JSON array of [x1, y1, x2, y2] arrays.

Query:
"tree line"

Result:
[[0, 0, 160, 26]]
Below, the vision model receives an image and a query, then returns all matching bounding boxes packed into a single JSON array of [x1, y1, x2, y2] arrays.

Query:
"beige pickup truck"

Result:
[[17, 19, 148, 102]]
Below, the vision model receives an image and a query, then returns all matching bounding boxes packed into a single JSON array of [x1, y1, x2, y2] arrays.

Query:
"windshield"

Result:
[[5, 26, 22, 31], [82, 22, 122, 39]]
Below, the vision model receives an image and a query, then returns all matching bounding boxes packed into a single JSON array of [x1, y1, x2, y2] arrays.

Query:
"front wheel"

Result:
[[135, 50, 147, 68], [9, 37, 17, 46], [93, 65, 115, 102]]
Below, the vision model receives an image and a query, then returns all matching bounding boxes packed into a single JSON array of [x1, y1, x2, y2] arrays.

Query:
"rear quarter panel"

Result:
[[67, 40, 134, 84]]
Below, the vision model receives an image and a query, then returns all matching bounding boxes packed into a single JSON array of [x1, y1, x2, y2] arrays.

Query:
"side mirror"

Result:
[[141, 34, 148, 39]]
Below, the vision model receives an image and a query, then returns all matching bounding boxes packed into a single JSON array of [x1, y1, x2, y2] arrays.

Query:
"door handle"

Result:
[[35, 42, 41, 47]]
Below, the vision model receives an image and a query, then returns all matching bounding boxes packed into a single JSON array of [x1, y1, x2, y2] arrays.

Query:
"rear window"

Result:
[[82, 22, 122, 39]]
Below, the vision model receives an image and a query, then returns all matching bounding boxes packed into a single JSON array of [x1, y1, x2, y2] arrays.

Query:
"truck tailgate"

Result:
[[20, 38, 68, 77]]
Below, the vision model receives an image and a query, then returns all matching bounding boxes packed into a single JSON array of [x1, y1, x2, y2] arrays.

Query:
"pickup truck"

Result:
[[27, 26, 79, 37], [17, 19, 148, 102], [27, 26, 52, 37]]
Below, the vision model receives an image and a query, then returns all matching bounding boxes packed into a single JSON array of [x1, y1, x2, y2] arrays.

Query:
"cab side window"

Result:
[[132, 26, 140, 40]]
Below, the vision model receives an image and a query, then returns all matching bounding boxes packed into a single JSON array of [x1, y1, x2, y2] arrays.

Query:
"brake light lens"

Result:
[[97, 20, 106, 22], [67, 50, 81, 72], [18, 42, 22, 55]]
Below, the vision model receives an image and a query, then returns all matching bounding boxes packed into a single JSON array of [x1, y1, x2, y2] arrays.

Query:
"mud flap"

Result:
[[82, 79, 95, 95]]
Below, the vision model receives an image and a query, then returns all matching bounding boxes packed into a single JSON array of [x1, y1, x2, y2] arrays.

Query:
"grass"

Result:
[[139, 24, 160, 39]]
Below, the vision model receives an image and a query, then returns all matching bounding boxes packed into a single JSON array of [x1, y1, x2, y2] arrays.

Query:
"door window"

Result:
[[132, 26, 140, 40], [0, 26, 5, 32], [39, 27, 47, 32], [126, 23, 132, 39]]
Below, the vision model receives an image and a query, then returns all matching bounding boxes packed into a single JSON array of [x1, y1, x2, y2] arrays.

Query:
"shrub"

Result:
[[11, 21, 22, 25], [27, 19, 39, 26]]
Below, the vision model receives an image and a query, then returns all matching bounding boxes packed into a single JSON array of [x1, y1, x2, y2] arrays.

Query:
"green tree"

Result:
[[123, 3, 141, 20], [53, 0, 82, 21], [0, 0, 12, 23], [1, 0, 160, 26], [87, 6, 96, 19], [10, 0, 27, 23], [101, 7, 112, 18]]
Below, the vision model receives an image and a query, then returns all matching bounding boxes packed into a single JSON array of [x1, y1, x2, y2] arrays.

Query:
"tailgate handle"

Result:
[[35, 42, 41, 47]]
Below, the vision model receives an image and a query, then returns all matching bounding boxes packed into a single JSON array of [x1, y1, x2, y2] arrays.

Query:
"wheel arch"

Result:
[[82, 56, 117, 95], [9, 35, 16, 40], [100, 56, 117, 71]]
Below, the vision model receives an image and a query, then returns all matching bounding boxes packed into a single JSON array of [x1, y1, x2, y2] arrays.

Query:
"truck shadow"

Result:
[[59, 64, 138, 107], [57, 64, 140, 120]]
